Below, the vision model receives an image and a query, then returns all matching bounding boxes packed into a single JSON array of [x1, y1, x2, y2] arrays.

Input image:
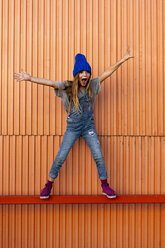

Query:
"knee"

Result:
[[55, 156, 65, 167]]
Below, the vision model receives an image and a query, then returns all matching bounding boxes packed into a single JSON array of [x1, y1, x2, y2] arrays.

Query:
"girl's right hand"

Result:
[[14, 69, 31, 82], [123, 45, 134, 61]]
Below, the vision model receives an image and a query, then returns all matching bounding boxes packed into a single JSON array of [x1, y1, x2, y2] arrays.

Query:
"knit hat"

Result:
[[73, 53, 91, 77]]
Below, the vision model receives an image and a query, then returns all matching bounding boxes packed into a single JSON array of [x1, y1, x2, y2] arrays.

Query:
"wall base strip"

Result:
[[0, 195, 165, 204]]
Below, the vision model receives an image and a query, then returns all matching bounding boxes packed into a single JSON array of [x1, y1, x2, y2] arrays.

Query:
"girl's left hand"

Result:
[[123, 45, 134, 61]]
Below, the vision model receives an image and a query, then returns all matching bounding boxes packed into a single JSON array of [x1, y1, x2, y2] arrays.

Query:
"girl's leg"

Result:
[[40, 129, 80, 199], [49, 129, 80, 179], [82, 127, 108, 179], [82, 127, 116, 198]]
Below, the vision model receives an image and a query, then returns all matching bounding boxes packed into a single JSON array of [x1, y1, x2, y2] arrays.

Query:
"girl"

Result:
[[14, 46, 133, 199]]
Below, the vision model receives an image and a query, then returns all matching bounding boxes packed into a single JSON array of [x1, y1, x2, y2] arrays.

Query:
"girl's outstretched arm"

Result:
[[100, 46, 133, 83], [14, 70, 71, 89]]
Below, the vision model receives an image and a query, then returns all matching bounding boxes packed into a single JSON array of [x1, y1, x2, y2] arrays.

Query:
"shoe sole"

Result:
[[40, 195, 50, 199], [40, 194, 116, 199], [102, 192, 116, 199]]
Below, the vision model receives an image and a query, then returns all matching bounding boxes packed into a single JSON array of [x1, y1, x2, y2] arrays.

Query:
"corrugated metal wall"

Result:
[[0, 0, 165, 247]]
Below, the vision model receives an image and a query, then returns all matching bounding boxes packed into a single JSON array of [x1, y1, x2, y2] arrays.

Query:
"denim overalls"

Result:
[[49, 90, 108, 180]]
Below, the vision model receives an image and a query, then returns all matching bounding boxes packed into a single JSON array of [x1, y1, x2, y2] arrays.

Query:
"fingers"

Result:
[[14, 68, 27, 81], [125, 45, 134, 59], [13, 72, 24, 81], [13, 72, 20, 79]]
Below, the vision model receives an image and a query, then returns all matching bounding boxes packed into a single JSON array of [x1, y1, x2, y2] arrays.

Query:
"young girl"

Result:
[[14, 46, 133, 199]]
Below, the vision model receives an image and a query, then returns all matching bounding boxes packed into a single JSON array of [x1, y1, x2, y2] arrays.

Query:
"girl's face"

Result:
[[78, 71, 90, 87]]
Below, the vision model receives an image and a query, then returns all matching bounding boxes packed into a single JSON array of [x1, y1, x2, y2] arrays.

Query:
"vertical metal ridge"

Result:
[[62, 0, 69, 135], [139, 0, 145, 136], [157, 0, 164, 136], [43, 0, 50, 135], [2, 0, 8, 135], [145, 0, 152, 136], [26, 0, 32, 136], [0, 0, 2, 135], [92, 0, 99, 131], [49, 0, 56, 135], [55, 0, 63, 135], [32, 0, 38, 135], [151, 0, 158, 136], [20, 0, 26, 135], [38, 0, 44, 135], [98, 0, 104, 135], [8, 0, 14, 135]]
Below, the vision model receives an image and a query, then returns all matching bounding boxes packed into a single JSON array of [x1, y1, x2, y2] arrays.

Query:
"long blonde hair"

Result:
[[66, 73, 93, 112]]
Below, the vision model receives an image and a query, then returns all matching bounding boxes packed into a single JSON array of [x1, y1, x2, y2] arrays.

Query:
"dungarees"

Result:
[[49, 92, 108, 180]]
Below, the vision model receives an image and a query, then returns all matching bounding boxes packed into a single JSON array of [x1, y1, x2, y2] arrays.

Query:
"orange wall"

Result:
[[0, 0, 165, 247]]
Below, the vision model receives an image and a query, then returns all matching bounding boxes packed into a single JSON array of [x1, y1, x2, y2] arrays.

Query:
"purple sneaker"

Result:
[[101, 179, 116, 199], [40, 180, 53, 199]]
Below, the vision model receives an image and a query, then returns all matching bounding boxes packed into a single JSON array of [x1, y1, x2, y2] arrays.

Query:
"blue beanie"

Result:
[[73, 53, 91, 77]]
